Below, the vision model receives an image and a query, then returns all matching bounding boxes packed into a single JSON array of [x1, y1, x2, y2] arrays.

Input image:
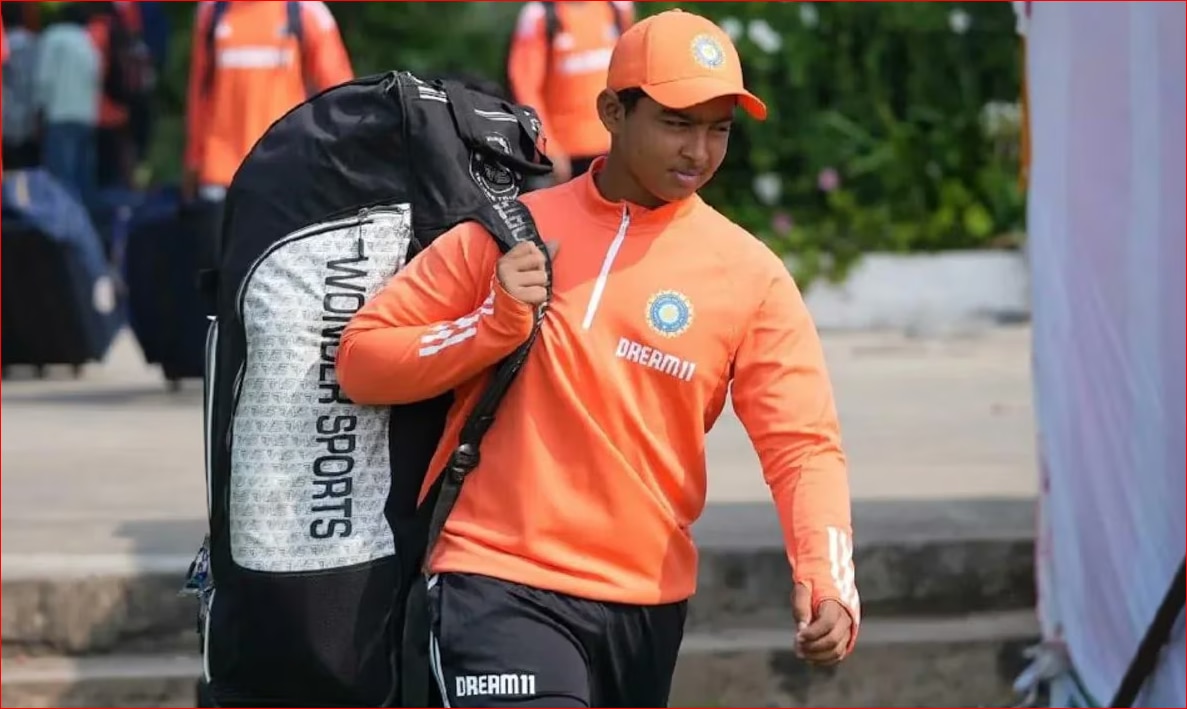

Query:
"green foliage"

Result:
[[141, 2, 1025, 286], [642, 1, 1027, 285]]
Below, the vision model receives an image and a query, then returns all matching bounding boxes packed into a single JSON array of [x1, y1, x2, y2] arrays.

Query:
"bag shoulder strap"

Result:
[[421, 198, 551, 564], [285, 1, 308, 90], [286, 0, 304, 43], [202, 2, 229, 95], [542, 3, 561, 80], [543, 2, 561, 44]]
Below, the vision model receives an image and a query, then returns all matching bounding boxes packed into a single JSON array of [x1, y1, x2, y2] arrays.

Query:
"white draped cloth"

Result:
[[1020, 2, 1185, 705]]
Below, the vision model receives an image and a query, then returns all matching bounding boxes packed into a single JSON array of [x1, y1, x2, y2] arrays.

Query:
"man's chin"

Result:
[[651, 180, 702, 203]]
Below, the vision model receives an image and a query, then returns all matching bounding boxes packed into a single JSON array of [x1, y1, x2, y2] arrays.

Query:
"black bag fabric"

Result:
[[1, 169, 124, 373], [121, 187, 209, 386], [192, 70, 552, 708]]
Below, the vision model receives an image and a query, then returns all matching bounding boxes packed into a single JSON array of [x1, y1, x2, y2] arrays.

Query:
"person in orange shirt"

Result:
[[86, 1, 147, 190], [339, 9, 858, 707], [183, 1, 353, 271], [507, 1, 634, 185]]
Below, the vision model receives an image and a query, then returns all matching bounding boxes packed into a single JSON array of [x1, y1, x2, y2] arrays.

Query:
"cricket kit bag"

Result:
[[186, 70, 553, 707]]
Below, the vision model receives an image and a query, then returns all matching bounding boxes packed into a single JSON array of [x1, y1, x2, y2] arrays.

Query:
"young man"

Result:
[[338, 9, 859, 707]]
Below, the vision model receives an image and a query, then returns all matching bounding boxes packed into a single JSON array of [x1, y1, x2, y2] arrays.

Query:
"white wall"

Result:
[[797, 250, 1030, 333]]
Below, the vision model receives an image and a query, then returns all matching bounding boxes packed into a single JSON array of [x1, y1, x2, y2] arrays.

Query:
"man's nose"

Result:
[[681, 128, 711, 165]]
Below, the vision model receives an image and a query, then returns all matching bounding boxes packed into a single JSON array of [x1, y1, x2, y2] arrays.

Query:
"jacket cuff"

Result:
[[488, 275, 537, 340]]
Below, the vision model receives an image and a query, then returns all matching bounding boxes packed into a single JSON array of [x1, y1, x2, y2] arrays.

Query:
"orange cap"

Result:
[[607, 9, 767, 121]]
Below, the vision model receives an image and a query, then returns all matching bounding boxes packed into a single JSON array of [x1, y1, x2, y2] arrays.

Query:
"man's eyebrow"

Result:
[[660, 108, 734, 125], [660, 107, 696, 121]]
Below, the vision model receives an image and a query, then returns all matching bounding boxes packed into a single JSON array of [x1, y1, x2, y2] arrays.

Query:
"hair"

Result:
[[616, 88, 647, 115], [57, 3, 94, 26], [1, 3, 24, 27]]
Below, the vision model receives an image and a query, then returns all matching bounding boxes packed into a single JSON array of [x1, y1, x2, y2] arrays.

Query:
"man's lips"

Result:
[[671, 169, 704, 186]]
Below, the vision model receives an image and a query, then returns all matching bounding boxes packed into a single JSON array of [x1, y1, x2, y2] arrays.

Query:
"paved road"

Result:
[[1, 326, 1036, 561]]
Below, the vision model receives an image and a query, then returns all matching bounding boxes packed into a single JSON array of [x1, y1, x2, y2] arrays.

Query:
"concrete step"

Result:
[[670, 610, 1037, 707], [1, 499, 1036, 657], [0, 611, 1037, 708], [688, 499, 1035, 631], [0, 654, 197, 709]]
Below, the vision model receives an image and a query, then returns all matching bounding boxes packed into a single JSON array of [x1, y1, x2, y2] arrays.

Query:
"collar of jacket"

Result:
[[572, 155, 703, 231]]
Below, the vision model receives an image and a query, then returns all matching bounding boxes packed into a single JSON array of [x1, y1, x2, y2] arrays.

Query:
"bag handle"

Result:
[[441, 79, 553, 177]]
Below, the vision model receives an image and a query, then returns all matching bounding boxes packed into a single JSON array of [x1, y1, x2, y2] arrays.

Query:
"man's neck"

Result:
[[593, 157, 667, 210]]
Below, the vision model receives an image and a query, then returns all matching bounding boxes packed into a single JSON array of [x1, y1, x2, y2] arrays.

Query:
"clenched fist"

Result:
[[496, 241, 559, 306], [792, 582, 854, 666]]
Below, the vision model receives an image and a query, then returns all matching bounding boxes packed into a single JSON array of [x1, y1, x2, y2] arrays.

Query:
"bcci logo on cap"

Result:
[[690, 33, 725, 70], [647, 290, 694, 338]]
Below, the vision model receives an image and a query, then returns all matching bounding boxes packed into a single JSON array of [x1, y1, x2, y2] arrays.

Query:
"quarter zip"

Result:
[[582, 207, 630, 330]]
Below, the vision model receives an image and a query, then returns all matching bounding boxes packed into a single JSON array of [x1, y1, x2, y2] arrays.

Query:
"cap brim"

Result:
[[641, 77, 768, 121]]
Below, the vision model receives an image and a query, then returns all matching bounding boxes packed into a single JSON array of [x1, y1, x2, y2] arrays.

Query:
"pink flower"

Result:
[[817, 167, 840, 193], [771, 211, 794, 235]]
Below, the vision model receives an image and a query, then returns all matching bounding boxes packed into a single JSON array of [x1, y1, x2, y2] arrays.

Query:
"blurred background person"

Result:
[[506, 1, 633, 186], [2, 3, 41, 171], [87, 1, 156, 190], [34, 2, 101, 206], [182, 0, 354, 276]]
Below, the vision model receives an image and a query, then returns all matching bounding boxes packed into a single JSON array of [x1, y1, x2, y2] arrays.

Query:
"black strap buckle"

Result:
[[447, 443, 480, 482]]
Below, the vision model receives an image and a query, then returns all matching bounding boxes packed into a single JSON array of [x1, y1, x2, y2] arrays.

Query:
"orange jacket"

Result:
[[184, 1, 353, 187], [338, 160, 859, 638], [507, 1, 634, 159]]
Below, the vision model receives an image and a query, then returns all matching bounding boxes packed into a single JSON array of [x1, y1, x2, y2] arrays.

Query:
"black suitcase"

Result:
[[121, 186, 210, 389], [1, 169, 125, 376]]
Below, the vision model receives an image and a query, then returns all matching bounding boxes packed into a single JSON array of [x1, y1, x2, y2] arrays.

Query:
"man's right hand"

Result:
[[496, 241, 559, 306]]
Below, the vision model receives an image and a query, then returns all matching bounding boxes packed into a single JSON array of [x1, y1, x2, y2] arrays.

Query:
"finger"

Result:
[[504, 242, 539, 260], [802, 648, 845, 667], [510, 241, 540, 255], [791, 583, 812, 632], [800, 645, 842, 664], [502, 244, 541, 268], [800, 622, 847, 654], [511, 271, 550, 289], [798, 600, 846, 642], [516, 286, 548, 305], [797, 614, 837, 643], [512, 251, 547, 272]]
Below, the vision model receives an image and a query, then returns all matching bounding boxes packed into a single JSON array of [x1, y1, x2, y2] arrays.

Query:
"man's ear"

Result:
[[596, 89, 624, 134]]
